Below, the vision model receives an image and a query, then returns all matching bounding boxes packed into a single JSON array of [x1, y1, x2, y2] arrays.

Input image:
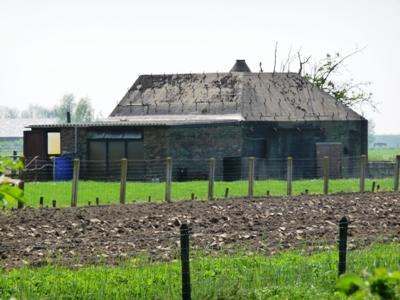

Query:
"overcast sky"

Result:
[[0, 0, 399, 133]]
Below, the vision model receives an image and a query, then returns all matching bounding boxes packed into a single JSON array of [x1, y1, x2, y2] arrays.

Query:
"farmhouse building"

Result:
[[24, 60, 367, 180]]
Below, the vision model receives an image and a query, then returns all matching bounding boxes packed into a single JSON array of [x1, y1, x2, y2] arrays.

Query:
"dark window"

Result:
[[89, 141, 106, 160], [108, 141, 125, 161], [244, 138, 266, 158], [127, 140, 144, 160], [223, 157, 242, 181], [88, 141, 107, 179]]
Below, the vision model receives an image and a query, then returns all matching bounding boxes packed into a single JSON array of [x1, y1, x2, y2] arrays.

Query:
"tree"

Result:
[[272, 45, 374, 110], [54, 94, 76, 123], [20, 104, 56, 119], [53, 94, 94, 123], [299, 50, 374, 110], [0, 106, 19, 119], [74, 97, 94, 123]]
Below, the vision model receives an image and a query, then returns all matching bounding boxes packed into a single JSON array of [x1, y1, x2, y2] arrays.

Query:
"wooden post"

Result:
[[208, 158, 215, 200], [180, 224, 191, 300], [248, 157, 255, 198], [165, 157, 172, 202], [323, 156, 329, 195], [360, 155, 367, 193], [96, 197, 99, 206], [52, 200, 56, 208], [17, 180, 24, 209], [287, 156, 293, 196], [71, 158, 80, 207], [34, 158, 38, 182], [148, 196, 151, 202], [11, 150, 17, 179], [224, 187, 229, 198], [394, 155, 400, 192], [338, 216, 349, 276], [371, 181, 376, 193], [119, 158, 128, 204], [39, 196, 44, 208], [190, 193, 195, 200]]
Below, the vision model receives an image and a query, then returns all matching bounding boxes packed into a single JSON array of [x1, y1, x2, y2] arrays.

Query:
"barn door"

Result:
[[316, 143, 342, 178], [23, 130, 46, 160], [88, 141, 107, 179]]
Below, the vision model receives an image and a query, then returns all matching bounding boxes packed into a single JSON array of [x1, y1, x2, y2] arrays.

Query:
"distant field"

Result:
[[0, 138, 22, 157], [368, 148, 400, 161], [22, 177, 395, 208]]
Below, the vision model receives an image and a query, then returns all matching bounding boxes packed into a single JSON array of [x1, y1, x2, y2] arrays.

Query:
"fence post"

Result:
[[17, 180, 24, 209], [180, 223, 191, 300], [71, 158, 80, 207], [11, 150, 17, 179], [119, 158, 128, 204], [34, 158, 38, 182], [323, 156, 329, 195], [39, 196, 44, 208], [394, 155, 400, 192], [338, 216, 349, 276], [208, 158, 215, 200], [248, 157, 255, 198], [287, 156, 293, 196], [224, 187, 229, 198], [165, 157, 172, 203], [360, 155, 367, 193]]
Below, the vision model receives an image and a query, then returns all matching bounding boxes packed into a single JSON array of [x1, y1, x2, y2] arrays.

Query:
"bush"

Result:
[[336, 268, 400, 299]]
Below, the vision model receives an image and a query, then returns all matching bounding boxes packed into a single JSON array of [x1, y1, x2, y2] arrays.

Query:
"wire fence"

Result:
[[8, 154, 398, 208]]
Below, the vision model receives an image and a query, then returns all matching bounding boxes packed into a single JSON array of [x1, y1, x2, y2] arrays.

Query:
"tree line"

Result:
[[0, 94, 98, 123]]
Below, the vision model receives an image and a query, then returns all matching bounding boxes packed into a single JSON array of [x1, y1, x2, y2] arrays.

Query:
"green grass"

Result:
[[22, 178, 395, 208], [1, 243, 399, 299], [368, 148, 400, 161]]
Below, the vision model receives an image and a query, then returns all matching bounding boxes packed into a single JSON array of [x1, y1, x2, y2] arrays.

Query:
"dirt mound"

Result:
[[1, 192, 399, 268]]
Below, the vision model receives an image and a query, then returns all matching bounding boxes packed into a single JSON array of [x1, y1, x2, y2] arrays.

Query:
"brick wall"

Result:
[[168, 124, 242, 180]]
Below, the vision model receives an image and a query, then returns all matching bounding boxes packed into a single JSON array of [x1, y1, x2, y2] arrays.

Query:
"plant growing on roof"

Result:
[[302, 50, 374, 109], [272, 43, 374, 110]]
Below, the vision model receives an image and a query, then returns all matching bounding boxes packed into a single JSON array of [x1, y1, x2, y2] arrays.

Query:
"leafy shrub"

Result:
[[0, 156, 24, 205], [336, 268, 400, 299]]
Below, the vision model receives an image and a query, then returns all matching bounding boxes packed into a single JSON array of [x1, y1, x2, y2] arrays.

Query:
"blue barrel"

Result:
[[54, 156, 73, 180]]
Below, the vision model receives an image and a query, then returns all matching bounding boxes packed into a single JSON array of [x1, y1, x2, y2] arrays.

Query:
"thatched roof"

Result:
[[110, 72, 363, 122]]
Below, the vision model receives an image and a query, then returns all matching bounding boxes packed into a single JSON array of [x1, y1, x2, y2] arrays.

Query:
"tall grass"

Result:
[[1, 243, 399, 299]]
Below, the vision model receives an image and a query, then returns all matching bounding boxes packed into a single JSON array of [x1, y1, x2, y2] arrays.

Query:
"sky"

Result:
[[0, 0, 399, 134]]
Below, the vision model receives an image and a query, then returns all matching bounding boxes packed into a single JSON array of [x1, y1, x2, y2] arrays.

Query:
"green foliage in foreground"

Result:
[[368, 148, 400, 162], [0, 243, 399, 300], [22, 177, 395, 208], [336, 268, 400, 299], [0, 156, 24, 205]]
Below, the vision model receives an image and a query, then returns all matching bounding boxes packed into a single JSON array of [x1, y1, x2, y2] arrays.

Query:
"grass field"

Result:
[[22, 177, 395, 208], [1, 243, 398, 299], [368, 148, 400, 161]]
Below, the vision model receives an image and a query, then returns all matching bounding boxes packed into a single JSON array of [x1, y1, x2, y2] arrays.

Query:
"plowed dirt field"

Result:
[[1, 192, 399, 268]]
